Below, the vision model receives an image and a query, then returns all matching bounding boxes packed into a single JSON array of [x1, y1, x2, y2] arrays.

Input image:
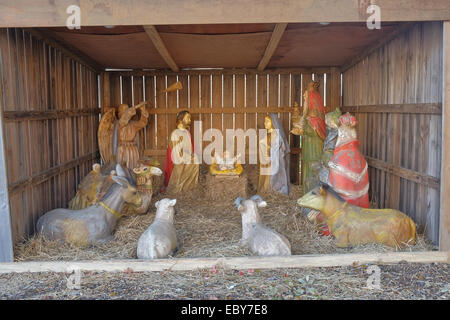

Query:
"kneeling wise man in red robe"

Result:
[[328, 113, 369, 208]]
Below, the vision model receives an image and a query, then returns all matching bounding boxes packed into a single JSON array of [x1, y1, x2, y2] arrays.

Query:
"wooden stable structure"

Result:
[[0, 1, 450, 262]]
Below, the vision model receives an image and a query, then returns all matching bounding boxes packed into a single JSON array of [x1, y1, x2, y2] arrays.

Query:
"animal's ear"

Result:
[[112, 176, 129, 188], [257, 201, 267, 208], [115, 164, 127, 178], [235, 197, 244, 211], [319, 187, 326, 196], [150, 167, 163, 176], [169, 199, 177, 206], [250, 195, 267, 207]]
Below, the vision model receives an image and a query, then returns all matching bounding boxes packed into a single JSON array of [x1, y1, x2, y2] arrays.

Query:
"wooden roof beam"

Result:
[[257, 23, 287, 71], [143, 25, 179, 72], [1, 1, 450, 28]]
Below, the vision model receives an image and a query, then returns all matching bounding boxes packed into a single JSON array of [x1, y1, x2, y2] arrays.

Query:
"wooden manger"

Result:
[[205, 174, 248, 201], [0, 1, 449, 265]]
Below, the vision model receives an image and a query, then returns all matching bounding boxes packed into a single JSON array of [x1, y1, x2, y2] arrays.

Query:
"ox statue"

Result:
[[297, 185, 416, 248]]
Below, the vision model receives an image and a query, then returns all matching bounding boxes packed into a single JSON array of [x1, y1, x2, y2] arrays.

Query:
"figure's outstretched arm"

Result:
[[118, 107, 136, 127], [133, 105, 149, 130]]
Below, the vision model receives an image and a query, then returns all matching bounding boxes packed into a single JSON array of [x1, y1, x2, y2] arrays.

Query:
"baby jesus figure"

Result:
[[215, 151, 241, 171], [210, 151, 243, 176]]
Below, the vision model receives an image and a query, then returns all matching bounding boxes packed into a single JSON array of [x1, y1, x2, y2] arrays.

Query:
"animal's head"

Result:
[[155, 198, 177, 221], [92, 163, 101, 174], [235, 195, 267, 222], [111, 175, 142, 207], [297, 186, 327, 211], [325, 107, 342, 130], [115, 163, 134, 182], [133, 165, 163, 187], [133, 165, 163, 177]]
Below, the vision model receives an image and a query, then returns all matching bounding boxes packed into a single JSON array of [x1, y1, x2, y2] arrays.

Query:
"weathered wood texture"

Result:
[[105, 70, 341, 177], [143, 25, 179, 72], [342, 22, 443, 244], [0, 56, 14, 261], [1, 0, 450, 27], [0, 251, 448, 274], [257, 23, 288, 71], [0, 28, 100, 244], [441, 21, 450, 251]]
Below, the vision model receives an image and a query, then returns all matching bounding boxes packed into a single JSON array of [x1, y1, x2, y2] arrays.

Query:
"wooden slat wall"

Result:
[[0, 28, 100, 244], [106, 69, 341, 173], [342, 22, 443, 244]]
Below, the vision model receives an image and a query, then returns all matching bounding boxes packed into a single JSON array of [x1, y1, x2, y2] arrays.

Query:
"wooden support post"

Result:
[[143, 25, 179, 72], [330, 67, 341, 111], [109, 67, 335, 77], [342, 103, 442, 114], [257, 23, 288, 71], [101, 72, 111, 112], [0, 74, 13, 262], [2, 109, 101, 121], [440, 21, 450, 251], [144, 106, 294, 114], [8, 151, 100, 196]]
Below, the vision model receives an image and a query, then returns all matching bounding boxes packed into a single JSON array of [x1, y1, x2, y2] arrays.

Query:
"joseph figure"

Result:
[[163, 110, 199, 193]]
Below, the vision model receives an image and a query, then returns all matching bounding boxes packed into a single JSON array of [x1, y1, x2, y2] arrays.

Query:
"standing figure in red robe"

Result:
[[328, 113, 369, 208]]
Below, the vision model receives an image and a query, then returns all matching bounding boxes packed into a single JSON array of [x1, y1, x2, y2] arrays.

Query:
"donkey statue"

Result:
[[36, 164, 142, 247]]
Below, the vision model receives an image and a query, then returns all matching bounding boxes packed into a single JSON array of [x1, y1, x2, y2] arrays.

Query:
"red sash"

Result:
[[307, 91, 326, 140]]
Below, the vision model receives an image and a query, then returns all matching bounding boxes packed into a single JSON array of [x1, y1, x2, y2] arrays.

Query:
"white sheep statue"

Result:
[[36, 164, 142, 247], [235, 195, 291, 256], [137, 198, 178, 259]]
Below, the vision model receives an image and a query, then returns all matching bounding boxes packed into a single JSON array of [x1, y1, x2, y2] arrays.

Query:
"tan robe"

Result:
[[257, 131, 274, 194], [117, 109, 148, 170], [166, 128, 199, 193]]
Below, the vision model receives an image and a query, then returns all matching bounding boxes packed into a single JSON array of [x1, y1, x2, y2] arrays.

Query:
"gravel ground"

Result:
[[0, 263, 448, 300]]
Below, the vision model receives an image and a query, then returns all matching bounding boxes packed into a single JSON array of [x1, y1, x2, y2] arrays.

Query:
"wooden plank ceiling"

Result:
[[39, 22, 403, 70]]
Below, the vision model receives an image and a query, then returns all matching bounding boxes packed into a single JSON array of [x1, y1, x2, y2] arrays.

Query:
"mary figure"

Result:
[[258, 114, 290, 195]]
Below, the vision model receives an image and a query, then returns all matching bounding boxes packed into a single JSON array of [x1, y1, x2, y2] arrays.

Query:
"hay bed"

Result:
[[14, 165, 434, 262]]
